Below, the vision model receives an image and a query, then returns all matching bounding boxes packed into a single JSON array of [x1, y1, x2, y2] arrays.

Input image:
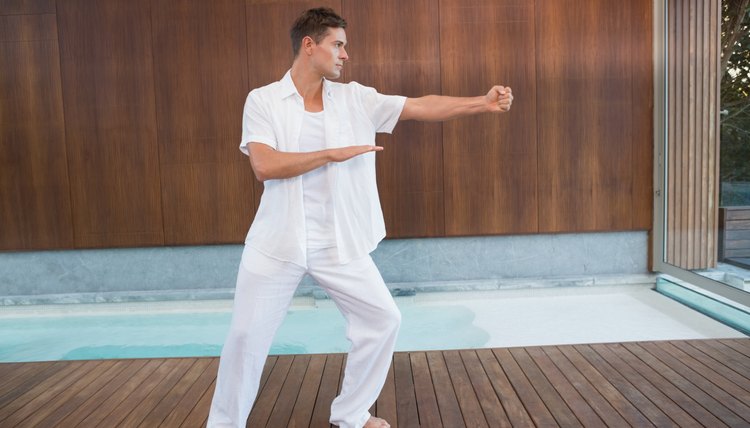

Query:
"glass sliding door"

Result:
[[654, 0, 750, 307]]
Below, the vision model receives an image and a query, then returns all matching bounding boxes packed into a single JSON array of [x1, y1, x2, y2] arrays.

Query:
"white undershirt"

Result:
[[298, 110, 336, 248]]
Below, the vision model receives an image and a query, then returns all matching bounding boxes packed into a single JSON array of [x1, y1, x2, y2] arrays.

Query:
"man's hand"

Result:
[[485, 85, 513, 113], [328, 145, 383, 162]]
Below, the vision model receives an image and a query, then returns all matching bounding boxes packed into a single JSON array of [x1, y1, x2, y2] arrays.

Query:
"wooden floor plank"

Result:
[[639, 341, 750, 424], [704, 340, 750, 372], [508, 347, 581, 427], [625, 342, 745, 426], [589, 343, 696, 427], [0, 360, 68, 405], [288, 354, 327, 428], [159, 358, 220, 428], [0, 362, 23, 379], [120, 358, 197, 427], [442, 350, 488, 428], [426, 351, 465, 428], [98, 358, 194, 427], [599, 343, 725, 427], [573, 344, 676, 427], [393, 352, 419, 428], [459, 350, 511, 428], [720, 338, 750, 357], [409, 352, 442, 428], [1, 339, 748, 428], [679, 340, 750, 390], [375, 360, 397, 427], [16, 359, 129, 428], [491, 348, 557, 427], [267, 354, 311, 428], [246, 354, 294, 427], [180, 378, 216, 428], [138, 358, 213, 427], [0, 359, 93, 422], [67, 359, 164, 427], [524, 346, 603, 426], [0, 362, 41, 387], [309, 353, 344, 428], [547, 346, 644, 426], [475, 348, 534, 427]]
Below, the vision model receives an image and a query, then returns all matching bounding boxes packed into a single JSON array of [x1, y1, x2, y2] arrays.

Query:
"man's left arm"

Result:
[[399, 85, 513, 122]]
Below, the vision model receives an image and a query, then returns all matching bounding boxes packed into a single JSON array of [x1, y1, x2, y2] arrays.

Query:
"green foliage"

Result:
[[721, 2, 750, 186]]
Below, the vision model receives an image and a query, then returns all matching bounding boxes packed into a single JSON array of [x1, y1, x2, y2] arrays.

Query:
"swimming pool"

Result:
[[1, 285, 744, 362], [0, 297, 490, 362]]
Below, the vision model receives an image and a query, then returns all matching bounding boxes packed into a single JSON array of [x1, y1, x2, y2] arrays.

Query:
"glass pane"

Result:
[[664, 0, 750, 294]]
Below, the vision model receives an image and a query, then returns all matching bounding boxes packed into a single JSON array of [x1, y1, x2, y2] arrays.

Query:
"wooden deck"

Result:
[[1, 339, 749, 427]]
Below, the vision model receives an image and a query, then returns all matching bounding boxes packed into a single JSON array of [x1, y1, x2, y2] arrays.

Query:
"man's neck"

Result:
[[290, 63, 324, 100]]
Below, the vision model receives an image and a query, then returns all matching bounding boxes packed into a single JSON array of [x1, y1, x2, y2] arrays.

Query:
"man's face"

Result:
[[310, 27, 348, 80]]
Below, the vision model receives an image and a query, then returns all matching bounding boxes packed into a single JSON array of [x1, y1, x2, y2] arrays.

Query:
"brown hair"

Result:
[[290, 7, 347, 57]]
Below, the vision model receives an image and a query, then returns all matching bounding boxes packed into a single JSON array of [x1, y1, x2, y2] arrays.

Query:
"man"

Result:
[[207, 7, 512, 428]]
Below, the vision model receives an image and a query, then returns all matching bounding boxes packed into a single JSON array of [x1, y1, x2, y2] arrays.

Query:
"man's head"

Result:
[[291, 8, 349, 79], [290, 8, 347, 58]]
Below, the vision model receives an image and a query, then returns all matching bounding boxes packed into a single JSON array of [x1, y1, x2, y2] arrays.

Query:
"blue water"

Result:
[[0, 303, 490, 362]]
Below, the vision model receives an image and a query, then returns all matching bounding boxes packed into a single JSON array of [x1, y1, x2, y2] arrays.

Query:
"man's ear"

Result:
[[302, 36, 314, 55]]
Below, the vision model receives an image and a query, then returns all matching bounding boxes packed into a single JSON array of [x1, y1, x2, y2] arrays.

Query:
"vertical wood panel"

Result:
[[0, 13, 73, 249], [441, 0, 538, 236], [536, 0, 635, 232], [343, 0, 443, 238], [632, 0, 654, 230], [0, 0, 54, 15], [57, 0, 163, 248], [152, 0, 253, 245], [245, 0, 341, 214], [666, 0, 720, 269]]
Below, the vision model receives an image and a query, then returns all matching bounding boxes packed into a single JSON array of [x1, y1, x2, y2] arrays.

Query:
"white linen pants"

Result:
[[206, 246, 401, 428]]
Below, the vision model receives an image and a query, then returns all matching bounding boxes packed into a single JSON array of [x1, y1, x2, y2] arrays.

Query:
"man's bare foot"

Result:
[[364, 416, 390, 428]]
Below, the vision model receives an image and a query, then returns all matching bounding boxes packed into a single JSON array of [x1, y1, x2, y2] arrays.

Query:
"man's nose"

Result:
[[340, 47, 349, 61]]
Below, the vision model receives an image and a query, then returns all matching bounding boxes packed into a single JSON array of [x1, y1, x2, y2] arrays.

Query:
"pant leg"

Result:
[[306, 248, 401, 428], [207, 246, 305, 428]]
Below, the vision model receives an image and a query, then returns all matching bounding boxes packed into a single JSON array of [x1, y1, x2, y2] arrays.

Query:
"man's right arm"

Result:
[[247, 142, 383, 182]]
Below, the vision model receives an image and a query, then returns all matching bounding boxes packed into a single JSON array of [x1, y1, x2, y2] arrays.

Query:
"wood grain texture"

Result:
[[0, 0, 54, 15], [665, 0, 720, 269], [343, 0, 444, 238], [0, 0, 659, 251], [536, 0, 635, 232], [3, 339, 749, 427], [57, 0, 163, 248], [151, 0, 254, 245], [0, 13, 73, 250], [631, 0, 654, 230], [441, 0, 539, 236]]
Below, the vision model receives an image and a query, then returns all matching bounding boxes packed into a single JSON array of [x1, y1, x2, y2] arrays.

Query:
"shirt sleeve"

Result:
[[240, 91, 277, 156], [355, 83, 407, 134]]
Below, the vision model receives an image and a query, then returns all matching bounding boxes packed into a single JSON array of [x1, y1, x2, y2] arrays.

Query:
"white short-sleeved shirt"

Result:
[[240, 70, 406, 266]]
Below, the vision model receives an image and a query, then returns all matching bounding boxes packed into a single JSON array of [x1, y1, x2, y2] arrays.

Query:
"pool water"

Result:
[[0, 298, 490, 362], [2, 285, 745, 363]]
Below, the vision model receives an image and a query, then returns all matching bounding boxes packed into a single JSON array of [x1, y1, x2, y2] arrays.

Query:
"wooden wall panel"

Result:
[[632, 0, 654, 230], [57, 0, 163, 247], [343, 0, 443, 237], [0, 14, 73, 249], [441, 0, 538, 236], [245, 0, 341, 213], [152, 0, 254, 245], [0, 0, 54, 15], [536, 0, 636, 233], [0, 0, 658, 251], [666, 0, 720, 269]]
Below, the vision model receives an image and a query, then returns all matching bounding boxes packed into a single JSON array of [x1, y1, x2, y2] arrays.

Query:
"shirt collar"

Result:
[[279, 69, 333, 100]]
